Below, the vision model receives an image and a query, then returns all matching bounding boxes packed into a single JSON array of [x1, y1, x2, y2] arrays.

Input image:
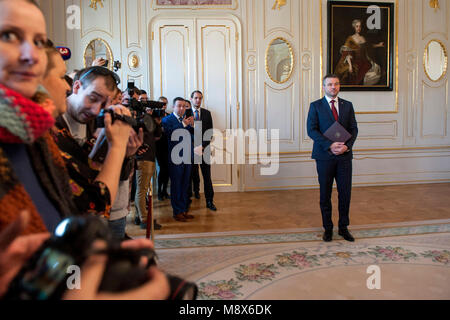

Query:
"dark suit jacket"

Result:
[[307, 97, 358, 160], [195, 108, 213, 149], [162, 113, 194, 164]]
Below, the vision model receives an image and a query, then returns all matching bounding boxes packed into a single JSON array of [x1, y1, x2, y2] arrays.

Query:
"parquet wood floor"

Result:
[[126, 183, 450, 236]]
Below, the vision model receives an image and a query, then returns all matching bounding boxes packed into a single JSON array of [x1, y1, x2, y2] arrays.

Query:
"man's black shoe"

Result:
[[323, 230, 333, 242], [158, 194, 164, 201], [140, 220, 162, 230], [134, 216, 141, 226], [338, 229, 355, 242], [123, 233, 133, 241], [194, 192, 200, 199], [206, 201, 217, 211], [154, 219, 162, 230]]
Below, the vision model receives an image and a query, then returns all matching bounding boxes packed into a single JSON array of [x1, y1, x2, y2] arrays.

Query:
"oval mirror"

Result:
[[265, 37, 294, 84], [83, 38, 113, 71], [424, 40, 448, 81]]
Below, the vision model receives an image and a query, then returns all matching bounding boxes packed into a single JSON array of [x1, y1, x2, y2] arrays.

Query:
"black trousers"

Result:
[[316, 158, 352, 231], [190, 162, 214, 202]]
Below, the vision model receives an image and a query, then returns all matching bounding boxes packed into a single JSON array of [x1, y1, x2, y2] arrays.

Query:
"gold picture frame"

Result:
[[328, 1, 395, 91]]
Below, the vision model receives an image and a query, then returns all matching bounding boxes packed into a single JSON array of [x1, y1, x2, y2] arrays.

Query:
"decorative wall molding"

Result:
[[125, 0, 143, 48]]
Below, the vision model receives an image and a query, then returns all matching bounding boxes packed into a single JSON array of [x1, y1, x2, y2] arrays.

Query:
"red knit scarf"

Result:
[[0, 84, 54, 143], [0, 85, 58, 235]]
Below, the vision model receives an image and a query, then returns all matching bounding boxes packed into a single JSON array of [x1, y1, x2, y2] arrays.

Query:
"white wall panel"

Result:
[[264, 83, 294, 143], [125, 0, 142, 48], [200, 26, 230, 132], [162, 28, 189, 100], [264, 0, 293, 37], [81, 0, 113, 38], [421, 82, 448, 138]]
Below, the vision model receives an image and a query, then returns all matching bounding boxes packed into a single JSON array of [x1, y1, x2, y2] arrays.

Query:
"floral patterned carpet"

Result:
[[155, 220, 450, 300]]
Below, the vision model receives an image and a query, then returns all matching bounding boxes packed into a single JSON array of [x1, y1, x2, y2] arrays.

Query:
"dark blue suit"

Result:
[[162, 113, 194, 217], [307, 97, 358, 231]]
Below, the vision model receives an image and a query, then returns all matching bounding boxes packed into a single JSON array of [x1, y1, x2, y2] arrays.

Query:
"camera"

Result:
[[126, 81, 166, 119], [4, 216, 198, 300], [128, 98, 166, 119], [96, 108, 137, 129]]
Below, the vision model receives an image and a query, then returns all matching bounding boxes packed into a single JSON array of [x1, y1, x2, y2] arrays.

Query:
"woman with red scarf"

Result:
[[0, 0, 78, 234], [0, 0, 169, 300]]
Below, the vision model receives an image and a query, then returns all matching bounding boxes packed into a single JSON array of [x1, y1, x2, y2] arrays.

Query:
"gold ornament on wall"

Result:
[[129, 54, 139, 69], [272, 0, 286, 10], [90, 0, 104, 10], [429, 0, 440, 11]]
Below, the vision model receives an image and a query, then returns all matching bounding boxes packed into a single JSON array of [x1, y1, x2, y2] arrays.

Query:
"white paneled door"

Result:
[[152, 17, 242, 192]]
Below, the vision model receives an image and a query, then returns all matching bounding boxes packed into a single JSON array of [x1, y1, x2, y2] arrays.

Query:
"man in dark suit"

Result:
[[162, 97, 195, 222], [307, 74, 358, 242], [189, 90, 217, 211]]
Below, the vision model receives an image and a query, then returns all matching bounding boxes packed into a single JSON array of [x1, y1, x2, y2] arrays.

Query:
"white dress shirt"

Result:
[[325, 96, 339, 116]]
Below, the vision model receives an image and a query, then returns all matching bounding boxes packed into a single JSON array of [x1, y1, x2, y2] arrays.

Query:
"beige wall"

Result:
[[40, 0, 450, 190]]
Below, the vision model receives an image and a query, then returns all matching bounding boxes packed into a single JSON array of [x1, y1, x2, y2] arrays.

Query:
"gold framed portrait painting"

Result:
[[328, 1, 394, 91]]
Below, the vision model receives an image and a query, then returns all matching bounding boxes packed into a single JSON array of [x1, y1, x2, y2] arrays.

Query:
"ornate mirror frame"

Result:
[[83, 38, 114, 71], [424, 39, 448, 82], [265, 37, 294, 84]]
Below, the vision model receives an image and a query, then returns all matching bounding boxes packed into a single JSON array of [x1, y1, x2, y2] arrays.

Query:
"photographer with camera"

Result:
[[0, 0, 193, 301], [52, 66, 143, 219], [155, 96, 171, 201], [130, 87, 164, 231]]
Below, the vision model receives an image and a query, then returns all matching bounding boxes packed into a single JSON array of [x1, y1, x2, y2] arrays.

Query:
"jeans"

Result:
[[108, 217, 127, 240]]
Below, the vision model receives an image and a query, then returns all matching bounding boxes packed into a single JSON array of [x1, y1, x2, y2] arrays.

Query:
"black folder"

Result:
[[323, 121, 352, 143]]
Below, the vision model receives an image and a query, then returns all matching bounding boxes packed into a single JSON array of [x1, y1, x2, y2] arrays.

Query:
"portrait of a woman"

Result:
[[334, 19, 385, 86]]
